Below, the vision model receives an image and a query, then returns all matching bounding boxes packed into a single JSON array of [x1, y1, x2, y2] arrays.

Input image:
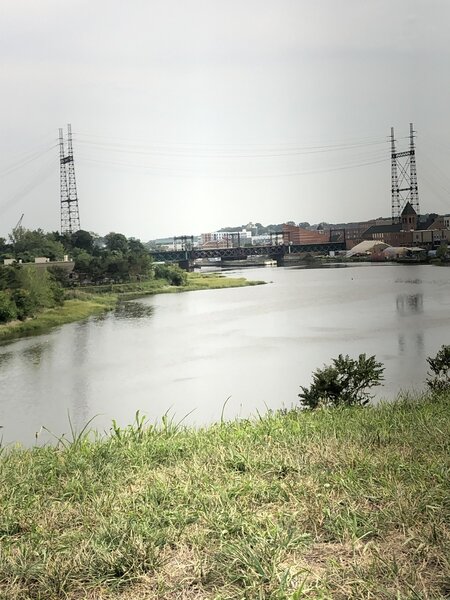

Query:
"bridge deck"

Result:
[[150, 242, 346, 262]]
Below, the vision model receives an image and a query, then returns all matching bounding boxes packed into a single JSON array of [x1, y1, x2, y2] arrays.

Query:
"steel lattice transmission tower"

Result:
[[59, 124, 81, 234], [390, 123, 420, 222]]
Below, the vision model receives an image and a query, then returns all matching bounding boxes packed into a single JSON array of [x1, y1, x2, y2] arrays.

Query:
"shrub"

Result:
[[154, 264, 187, 286], [426, 345, 450, 393], [10, 288, 38, 320], [0, 291, 17, 323], [299, 353, 384, 409]]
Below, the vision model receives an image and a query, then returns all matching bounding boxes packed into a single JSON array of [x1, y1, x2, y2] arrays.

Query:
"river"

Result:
[[0, 263, 449, 446]]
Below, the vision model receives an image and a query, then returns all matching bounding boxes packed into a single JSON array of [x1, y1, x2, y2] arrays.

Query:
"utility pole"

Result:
[[59, 124, 81, 234], [390, 123, 420, 222]]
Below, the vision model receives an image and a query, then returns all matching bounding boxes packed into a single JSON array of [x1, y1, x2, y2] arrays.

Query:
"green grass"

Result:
[[81, 272, 264, 299], [0, 273, 264, 341], [182, 272, 264, 292], [0, 296, 116, 342], [0, 392, 448, 599]]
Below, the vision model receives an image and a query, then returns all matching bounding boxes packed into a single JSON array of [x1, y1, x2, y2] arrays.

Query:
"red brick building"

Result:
[[282, 224, 330, 245]]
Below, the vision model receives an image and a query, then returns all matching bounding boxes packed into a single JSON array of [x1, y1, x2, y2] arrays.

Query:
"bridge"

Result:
[[149, 241, 346, 265]]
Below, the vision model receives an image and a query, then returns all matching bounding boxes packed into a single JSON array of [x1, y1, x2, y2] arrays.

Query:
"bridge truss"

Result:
[[150, 239, 346, 263]]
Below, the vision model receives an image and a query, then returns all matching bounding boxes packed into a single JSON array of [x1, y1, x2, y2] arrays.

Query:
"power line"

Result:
[[77, 153, 388, 179], [0, 143, 58, 178], [73, 135, 389, 159], [73, 129, 389, 150], [0, 158, 55, 217]]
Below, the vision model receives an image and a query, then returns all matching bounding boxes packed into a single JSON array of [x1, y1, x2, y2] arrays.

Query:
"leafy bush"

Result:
[[0, 291, 17, 323], [299, 353, 384, 409], [10, 288, 38, 320], [154, 264, 187, 286], [426, 345, 450, 393]]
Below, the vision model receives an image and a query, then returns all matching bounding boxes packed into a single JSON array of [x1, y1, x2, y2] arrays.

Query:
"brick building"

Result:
[[282, 224, 330, 245], [362, 203, 449, 248]]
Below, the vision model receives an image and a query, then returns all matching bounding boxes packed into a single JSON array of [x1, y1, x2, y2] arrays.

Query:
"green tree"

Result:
[[299, 354, 384, 409], [73, 250, 93, 274], [127, 238, 153, 279], [0, 237, 10, 253], [105, 255, 129, 282], [71, 230, 94, 253], [0, 265, 22, 291], [48, 266, 71, 288], [12, 228, 65, 262], [104, 232, 128, 254]]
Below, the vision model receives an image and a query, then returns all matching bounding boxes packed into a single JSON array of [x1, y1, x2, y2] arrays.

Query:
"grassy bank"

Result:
[[0, 273, 264, 342], [0, 296, 116, 342], [81, 272, 264, 300], [0, 393, 448, 599]]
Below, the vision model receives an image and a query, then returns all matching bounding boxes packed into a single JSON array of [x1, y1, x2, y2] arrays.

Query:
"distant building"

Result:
[[251, 234, 271, 246], [200, 229, 252, 248], [3, 257, 74, 272], [362, 203, 449, 248], [282, 224, 330, 245]]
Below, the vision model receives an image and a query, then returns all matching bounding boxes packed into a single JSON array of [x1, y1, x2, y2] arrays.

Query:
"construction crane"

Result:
[[11, 213, 24, 244]]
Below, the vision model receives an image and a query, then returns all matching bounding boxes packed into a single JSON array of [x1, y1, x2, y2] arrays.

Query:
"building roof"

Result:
[[417, 213, 439, 231], [364, 223, 402, 235], [347, 240, 389, 256], [401, 202, 417, 216]]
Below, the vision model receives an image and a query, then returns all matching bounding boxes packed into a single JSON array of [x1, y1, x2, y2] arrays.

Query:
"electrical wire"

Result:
[[0, 158, 56, 217], [72, 128, 390, 178], [73, 129, 390, 150], [76, 153, 388, 179], [0, 143, 58, 178], [72, 134, 390, 159]]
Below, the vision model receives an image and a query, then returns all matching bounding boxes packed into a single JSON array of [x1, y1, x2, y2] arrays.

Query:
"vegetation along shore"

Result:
[[0, 226, 264, 341], [0, 272, 263, 342]]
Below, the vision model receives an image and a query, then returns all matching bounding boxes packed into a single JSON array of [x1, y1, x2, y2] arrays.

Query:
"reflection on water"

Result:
[[0, 264, 449, 446], [0, 351, 13, 368], [396, 293, 424, 315], [22, 343, 48, 366], [291, 263, 350, 270], [396, 293, 425, 358], [114, 301, 154, 320], [398, 333, 425, 355]]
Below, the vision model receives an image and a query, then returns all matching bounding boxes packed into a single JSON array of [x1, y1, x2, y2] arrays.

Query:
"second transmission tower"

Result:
[[59, 124, 81, 234], [390, 123, 420, 222]]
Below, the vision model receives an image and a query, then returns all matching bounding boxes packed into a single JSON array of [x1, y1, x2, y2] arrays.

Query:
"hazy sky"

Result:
[[1, 0, 449, 240]]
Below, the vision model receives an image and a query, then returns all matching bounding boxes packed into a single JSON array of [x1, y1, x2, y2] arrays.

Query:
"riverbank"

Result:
[[0, 273, 264, 342], [0, 296, 117, 341], [0, 392, 448, 599]]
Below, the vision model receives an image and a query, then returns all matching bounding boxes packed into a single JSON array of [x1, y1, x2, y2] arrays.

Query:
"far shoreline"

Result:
[[0, 272, 265, 344]]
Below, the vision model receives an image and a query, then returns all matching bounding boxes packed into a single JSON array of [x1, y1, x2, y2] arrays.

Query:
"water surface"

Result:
[[0, 264, 449, 446]]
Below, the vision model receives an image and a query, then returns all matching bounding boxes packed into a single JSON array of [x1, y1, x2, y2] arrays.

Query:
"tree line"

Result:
[[0, 228, 187, 324]]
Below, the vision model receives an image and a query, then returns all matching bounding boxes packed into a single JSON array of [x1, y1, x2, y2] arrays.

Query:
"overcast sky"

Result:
[[1, 0, 449, 240]]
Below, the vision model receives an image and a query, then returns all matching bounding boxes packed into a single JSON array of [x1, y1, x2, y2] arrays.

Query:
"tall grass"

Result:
[[0, 392, 448, 598]]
